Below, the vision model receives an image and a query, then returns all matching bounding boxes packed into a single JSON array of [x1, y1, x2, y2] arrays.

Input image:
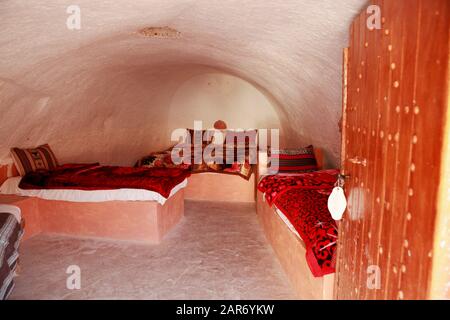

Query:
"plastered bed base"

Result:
[[185, 172, 255, 203], [256, 191, 334, 300], [0, 195, 40, 241], [0, 190, 184, 244]]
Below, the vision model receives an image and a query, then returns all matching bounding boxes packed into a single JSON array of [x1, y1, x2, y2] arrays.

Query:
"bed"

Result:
[[2, 172, 187, 205], [0, 205, 23, 300], [256, 150, 337, 299], [0, 164, 190, 243], [137, 128, 257, 203]]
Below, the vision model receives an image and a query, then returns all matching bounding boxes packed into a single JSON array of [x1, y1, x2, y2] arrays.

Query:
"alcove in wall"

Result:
[[167, 72, 282, 135]]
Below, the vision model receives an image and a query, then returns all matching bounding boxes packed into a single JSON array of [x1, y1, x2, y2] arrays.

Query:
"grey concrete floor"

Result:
[[10, 200, 296, 300]]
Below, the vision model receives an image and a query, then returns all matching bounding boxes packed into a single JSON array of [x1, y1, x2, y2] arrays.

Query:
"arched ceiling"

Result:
[[0, 0, 366, 167]]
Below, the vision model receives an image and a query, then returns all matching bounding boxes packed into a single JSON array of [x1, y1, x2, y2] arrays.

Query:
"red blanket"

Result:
[[19, 163, 191, 199], [257, 169, 338, 205], [258, 170, 339, 277]]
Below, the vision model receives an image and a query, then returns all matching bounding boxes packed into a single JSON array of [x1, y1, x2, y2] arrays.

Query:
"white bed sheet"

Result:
[[0, 177, 187, 206], [274, 205, 302, 240], [261, 191, 302, 240]]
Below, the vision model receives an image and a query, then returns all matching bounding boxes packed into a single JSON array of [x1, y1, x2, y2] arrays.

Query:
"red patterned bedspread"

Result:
[[19, 163, 191, 199], [257, 170, 339, 277]]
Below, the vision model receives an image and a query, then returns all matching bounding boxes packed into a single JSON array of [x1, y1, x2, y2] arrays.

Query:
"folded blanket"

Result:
[[257, 169, 338, 205], [0, 212, 23, 300], [19, 163, 191, 199], [258, 170, 339, 277]]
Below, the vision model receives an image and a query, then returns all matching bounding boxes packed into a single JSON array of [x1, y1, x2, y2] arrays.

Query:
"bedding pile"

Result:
[[19, 163, 191, 199], [0, 212, 23, 300], [137, 147, 254, 179], [258, 169, 339, 277], [136, 129, 256, 180]]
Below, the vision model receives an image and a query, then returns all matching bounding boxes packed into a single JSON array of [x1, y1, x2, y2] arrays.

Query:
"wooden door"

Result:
[[335, 0, 449, 300]]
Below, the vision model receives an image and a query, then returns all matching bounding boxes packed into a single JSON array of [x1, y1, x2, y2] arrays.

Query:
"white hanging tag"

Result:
[[328, 186, 347, 221]]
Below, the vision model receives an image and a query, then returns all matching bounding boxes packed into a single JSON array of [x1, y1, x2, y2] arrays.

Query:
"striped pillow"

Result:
[[270, 145, 318, 173], [10, 144, 59, 176]]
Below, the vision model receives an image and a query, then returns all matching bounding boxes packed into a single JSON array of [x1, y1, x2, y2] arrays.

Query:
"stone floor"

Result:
[[10, 200, 296, 300]]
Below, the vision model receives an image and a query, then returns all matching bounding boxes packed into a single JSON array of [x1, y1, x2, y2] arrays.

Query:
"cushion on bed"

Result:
[[136, 150, 191, 170], [10, 144, 59, 176], [270, 145, 318, 173]]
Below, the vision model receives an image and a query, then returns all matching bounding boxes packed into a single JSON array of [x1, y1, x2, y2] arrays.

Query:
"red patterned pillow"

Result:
[[10, 144, 59, 176], [270, 145, 318, 173]]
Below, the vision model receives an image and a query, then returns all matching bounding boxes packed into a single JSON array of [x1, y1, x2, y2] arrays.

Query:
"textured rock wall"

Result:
[[0, 0, 365, 167]]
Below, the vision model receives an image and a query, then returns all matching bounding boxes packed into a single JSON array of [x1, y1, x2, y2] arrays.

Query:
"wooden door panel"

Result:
[[336, 0, 449, 300]]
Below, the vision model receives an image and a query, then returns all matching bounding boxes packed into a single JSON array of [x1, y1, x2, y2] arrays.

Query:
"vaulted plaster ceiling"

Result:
[[0, 0, 366, 167]]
